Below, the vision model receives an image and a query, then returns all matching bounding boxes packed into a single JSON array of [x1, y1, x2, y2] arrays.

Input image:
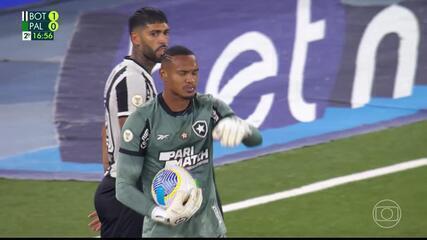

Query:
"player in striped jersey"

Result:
[[89, 7, 169, 238]]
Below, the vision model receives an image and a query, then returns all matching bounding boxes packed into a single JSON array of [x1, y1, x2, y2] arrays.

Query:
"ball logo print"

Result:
[[151, 165, 197, 209], [372, 199, 402, 228]]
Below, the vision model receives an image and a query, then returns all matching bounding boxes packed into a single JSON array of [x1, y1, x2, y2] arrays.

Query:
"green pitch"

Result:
[[1, 120, 427, 237], [224, 166, 427, 237]]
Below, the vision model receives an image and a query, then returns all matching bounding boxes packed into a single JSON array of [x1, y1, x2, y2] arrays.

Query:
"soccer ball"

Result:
[[151, 165, 197, 209]]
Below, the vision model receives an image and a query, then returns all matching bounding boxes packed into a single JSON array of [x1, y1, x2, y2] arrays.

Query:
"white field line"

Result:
[[223, 158, 427, 213]]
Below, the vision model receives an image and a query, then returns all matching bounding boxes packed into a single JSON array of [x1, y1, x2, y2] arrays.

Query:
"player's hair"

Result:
[[161, 45, 195, 64], [164, 45, 195, 57], [128, 7, 168, 34]]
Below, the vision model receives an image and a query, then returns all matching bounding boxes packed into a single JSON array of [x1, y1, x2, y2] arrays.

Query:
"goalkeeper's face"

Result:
[[161, 55, 199, 100]]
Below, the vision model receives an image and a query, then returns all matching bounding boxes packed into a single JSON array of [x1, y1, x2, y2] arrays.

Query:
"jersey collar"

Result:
[[158, 93, 194, 117], [124, 56, 152, 76]]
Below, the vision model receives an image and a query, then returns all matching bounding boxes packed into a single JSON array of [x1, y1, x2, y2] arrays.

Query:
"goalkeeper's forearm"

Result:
[[115, 153, 156, 217], [242, 125, 262, 147]]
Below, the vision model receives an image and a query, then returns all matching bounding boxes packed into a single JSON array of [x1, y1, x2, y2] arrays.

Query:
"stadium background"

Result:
[[0, 0, 426, 237]]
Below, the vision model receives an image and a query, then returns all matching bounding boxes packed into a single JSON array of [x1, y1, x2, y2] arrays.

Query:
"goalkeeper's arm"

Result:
[[242, 124, 262, 147], [115, 152, 156, 217], [116, 152, 203, 227], [213, 116, 262, 148]]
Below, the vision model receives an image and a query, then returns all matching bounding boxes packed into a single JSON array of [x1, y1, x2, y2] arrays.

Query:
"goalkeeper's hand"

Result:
[[151, 188, 203, 226], [212, 116, 252, 147]]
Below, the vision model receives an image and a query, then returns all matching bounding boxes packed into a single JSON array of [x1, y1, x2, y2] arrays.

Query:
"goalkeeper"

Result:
[[115, 45, 262, 237]]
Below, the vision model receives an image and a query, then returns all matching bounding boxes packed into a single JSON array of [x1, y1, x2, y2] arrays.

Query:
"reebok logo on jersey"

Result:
[[157, 134, 169, 141], [159, 146, 209, 169], [192, 120, 207, 138]]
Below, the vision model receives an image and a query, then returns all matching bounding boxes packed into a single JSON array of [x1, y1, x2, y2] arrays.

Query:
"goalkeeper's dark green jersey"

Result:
[[116, 93, 262, 237]]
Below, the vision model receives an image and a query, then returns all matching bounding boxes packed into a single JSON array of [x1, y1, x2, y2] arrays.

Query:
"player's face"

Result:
[[132, 22, 169, 62], [162, 55, 199, 100]]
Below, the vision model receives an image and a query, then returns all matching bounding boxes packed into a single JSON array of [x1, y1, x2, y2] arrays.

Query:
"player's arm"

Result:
[[116, 152, 156, 216], [213, 116, 262, 147], [115, 113, 156, 217], [117, 151, 202, 226], [102, 74, 134, 172], [114, 71, 148, 137], [242, 124, 262, 147], [212, 97, 262, 147], [109, 72, 145, 172], [101, 117, 127, 173], [101, 126, 109, 172], [119, 116, 127, 128]]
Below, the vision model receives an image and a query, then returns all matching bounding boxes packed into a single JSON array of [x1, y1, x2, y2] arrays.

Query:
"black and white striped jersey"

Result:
[[103, 56, 157, 177]]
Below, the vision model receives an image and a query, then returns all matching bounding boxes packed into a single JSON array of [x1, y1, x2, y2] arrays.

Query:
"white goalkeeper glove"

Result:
[[151, 188, 203, 226], [212, 116, 252, 147]]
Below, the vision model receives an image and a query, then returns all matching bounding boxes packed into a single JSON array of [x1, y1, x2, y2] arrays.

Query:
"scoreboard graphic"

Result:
[[21, 10, 59, 41]]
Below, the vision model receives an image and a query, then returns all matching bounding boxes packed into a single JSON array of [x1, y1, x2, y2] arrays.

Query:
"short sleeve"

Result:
[[118, 110, 150, 156], [115, 78, 129, 117], [116, 73, 150, 117]]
